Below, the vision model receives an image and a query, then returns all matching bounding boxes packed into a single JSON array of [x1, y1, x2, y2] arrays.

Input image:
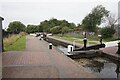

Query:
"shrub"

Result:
[[100, 27, 115, 39], [61, 26, 72, 35], [3, 35, 20, 48], [19, 32, 26, 36], [50, 26, 62, 34]]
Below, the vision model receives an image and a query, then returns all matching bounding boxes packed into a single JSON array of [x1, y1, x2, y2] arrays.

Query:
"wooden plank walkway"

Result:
[[2, 35, 96, 78]]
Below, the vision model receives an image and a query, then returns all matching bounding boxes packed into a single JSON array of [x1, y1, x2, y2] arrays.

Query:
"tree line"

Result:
[[5, 5, 118, 38], [26, 18, 76, 34]]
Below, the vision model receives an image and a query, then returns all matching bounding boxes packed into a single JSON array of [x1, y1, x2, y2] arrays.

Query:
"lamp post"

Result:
[[98, 35, 102, 44], [0, 17, 4, 53]]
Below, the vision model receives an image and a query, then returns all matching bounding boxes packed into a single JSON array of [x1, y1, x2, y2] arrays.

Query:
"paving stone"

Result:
[[3, 66, 59, 78], [2, 35, 96, 78]]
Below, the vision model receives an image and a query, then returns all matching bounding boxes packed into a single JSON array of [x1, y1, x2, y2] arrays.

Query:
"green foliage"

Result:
[[5, 36, 26, 51], [61, 26, 72, 35], [26, 25, 42, 33], [82, 5, 109, 32], [53, 35, 97, 44], [50, 26, 72, 34], [4, 35, 19, 48], [4, 35, 26, 51], [25, 18, 76, 34], [7, 21, 26, 34], [100, 27, 116, 38], [40, 18, 76, 33], [50, 26, 62, 34]]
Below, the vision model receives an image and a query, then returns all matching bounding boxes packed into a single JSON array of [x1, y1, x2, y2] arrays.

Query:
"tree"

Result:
[[69, 23, 76, 29], [100, 13, 120, 38], [26, 18, 76, 34], [50, 26, 62, 34], [39, 18, 76, 33], [7, 21, 26, 34], [100, 27, 115, 38], [81, 5, 109, 32], [103, 13, 120, 28], [41, 20, 50, 32], [37, 25, 43, 32], [61, 26, 72, 35], [26, 25, 41, 33]]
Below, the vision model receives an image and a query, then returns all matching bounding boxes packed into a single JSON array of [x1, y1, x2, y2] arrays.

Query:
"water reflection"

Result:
[[75, 57, 120, 78], [84, 60, 104, 73], [56, 44, 120, 78]]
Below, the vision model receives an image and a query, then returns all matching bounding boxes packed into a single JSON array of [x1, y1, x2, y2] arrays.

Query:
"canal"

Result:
[[55, 45, 120, 79]]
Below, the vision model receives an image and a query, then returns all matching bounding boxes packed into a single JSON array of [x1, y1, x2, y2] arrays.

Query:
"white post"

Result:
[[67, 45, 73, 53]]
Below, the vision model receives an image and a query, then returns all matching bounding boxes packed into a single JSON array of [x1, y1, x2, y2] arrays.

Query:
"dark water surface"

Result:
[[56, 45, 120, 78], [75, 57, 120, 78]]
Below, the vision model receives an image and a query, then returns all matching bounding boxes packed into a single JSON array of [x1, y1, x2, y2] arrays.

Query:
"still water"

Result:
[[56, 45, 120, 78], [75, 57, 120, 78]]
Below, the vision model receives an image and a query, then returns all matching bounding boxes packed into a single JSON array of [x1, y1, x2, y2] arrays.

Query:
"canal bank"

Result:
[[46, 36, 82, 48], [45, 36, 120, 78], [46, 36, 120, 61]]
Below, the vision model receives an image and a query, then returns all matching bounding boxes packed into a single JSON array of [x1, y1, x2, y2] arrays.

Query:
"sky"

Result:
[[0, 0, 119, 29]]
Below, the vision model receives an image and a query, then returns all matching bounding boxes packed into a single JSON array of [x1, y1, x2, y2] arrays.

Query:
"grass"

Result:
[[103, 38, 120, 42], [76, 40, 97, 44], [73, 35, 100, 41], [53, 35, 98, 45], [53, 34, 120, 43], [4, 35, 26, 51], [3, 35, 20, 47]]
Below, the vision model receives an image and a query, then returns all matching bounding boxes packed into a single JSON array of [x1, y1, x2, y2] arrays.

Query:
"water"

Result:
[[56, 45, 68, 55], [56, 45, 120, 78], [75, 57, 120, 78]]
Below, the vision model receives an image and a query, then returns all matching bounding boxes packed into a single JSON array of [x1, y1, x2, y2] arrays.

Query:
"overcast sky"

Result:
[[0, 0, 119, 29]]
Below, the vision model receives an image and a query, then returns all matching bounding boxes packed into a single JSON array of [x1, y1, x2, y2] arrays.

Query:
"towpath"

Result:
[[2, 35, 96, 78]]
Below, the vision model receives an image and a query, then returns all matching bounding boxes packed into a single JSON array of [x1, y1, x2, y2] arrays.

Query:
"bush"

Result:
[[3, 35, 20, 48], [61, 26, 72, 35], [100, 27, 115, 39], [50, 26, 62, 34], [19, 32, 26, 36]]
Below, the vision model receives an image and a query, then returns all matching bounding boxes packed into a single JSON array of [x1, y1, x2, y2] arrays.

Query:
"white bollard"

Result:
[[49, 43, 52, 49], [67, 45, 73, 53]]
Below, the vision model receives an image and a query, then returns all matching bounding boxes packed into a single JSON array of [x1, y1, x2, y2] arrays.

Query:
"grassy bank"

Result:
[[53, 34, 120, 44], [4, 34, 26, 51], [53, 35, 97, 45]]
